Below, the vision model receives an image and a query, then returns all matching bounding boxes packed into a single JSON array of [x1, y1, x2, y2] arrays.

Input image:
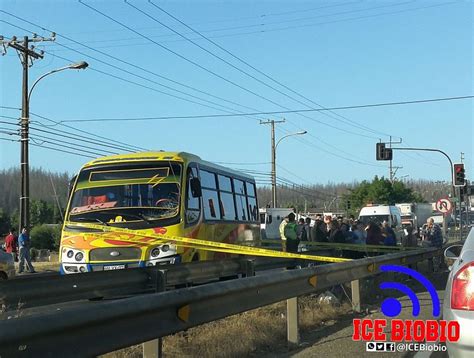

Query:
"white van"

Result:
[[259, 208, 294, 240], [358, 205, 404, 242]]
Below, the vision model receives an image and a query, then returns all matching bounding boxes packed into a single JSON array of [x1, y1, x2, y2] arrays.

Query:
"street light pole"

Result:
[[272, 129, 307, 208], [19, 60, 88, 231]]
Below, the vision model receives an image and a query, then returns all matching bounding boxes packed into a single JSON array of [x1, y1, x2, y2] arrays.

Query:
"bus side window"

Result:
[[185, 166, 200, 225], [246, 181, 258, 221], [218, 175, 236, 221], [233, 179, 248, 221], [201, 170, 221, 220]]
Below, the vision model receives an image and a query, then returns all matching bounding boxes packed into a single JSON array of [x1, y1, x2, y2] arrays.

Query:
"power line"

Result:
[[149, 1, 395, 138], [0, 17, 266, 121], [29, 142, 95, 158], [79, 1, 306, 113], [57, 95, 474, 122], [1, 107, 143, 153], [41, 2, 453, 63], [29, 136, 107, 157], [0, 12, 269, 115], [29, 132, 116, 156], [79, 2, 374, 143], [1, 11, 393, 142], [28, 125, 129, 154], [55, 1, 356, 37], [30, 111, 145, 152], [0, 137, 19, 143], [214, 161, 270, 166], [133, 1, 382, 140]]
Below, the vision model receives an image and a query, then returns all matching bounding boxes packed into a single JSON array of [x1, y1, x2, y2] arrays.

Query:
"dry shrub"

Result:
[[164, 302, 287, 357]]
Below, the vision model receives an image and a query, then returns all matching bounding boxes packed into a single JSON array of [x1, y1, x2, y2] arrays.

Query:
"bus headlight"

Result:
[[75, 252, 84, 262], [151, 248, 160, 258], [161, 244, 170, 252], [67, 250, 74, 258]]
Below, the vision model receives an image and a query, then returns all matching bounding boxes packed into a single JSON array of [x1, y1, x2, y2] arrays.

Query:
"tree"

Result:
[[30, 199, 55, 227], [30, 225, 60, 250], [344, 176, 424, 216], [0, 209, 11, 236]]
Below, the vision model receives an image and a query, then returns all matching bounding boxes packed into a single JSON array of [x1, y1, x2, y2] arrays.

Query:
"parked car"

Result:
[[443, 227, 474, 357], [0, 249, 15, 280]]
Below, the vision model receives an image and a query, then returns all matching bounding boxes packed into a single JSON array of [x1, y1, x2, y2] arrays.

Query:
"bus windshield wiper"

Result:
[[72, 217, 110, 226]]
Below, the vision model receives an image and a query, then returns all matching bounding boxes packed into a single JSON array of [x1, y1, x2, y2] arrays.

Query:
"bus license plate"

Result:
[[104, 264, 126, 271]]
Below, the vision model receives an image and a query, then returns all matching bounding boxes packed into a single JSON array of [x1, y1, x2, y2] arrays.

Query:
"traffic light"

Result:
[[376, 143, 393, 161], [453, 163, 465, 187], [346, 200, 351, 210]]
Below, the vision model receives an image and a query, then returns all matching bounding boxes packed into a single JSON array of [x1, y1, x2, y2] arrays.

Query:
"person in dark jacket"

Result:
[[328, 221, 345, 243], [421, 218, 443, 248], [312, 215, 328, 242], [382, 221, 397, 246], [366, 222, 384, 245], [283, 213, 299, 253]]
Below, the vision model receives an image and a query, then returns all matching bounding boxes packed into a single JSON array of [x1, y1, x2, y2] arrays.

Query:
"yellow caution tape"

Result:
[[261, 240, 412, 252], [64, 222, 350, 263]]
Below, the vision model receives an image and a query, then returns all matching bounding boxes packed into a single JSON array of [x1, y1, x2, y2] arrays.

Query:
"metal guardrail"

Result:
[[0, 256, 307, 310], [0, 246, 445, 357]]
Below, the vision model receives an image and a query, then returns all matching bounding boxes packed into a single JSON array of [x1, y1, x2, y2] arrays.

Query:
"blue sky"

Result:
[[0, 0, 472, 186]]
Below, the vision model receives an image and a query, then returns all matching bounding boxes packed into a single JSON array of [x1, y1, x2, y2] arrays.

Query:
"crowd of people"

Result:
[[278, 213, 443, 254]]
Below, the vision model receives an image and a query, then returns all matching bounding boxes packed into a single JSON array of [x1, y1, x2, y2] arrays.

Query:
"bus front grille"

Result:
[[89, 247, 142, 261]]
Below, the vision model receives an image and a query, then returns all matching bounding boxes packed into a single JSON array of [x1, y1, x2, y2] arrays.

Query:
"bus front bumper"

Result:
[[61, 255, 181, 274]]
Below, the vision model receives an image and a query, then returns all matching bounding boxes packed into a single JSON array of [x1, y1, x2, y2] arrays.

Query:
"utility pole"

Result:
[[1, 34, 55, 231], [260, 119, 285, 208], [459, 152, 465, 238], [386, 136, 402, 183], [389, 136, 393, 182]]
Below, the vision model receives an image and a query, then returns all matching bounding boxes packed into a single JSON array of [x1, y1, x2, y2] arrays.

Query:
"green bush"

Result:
[[31, 225, 59, 250]]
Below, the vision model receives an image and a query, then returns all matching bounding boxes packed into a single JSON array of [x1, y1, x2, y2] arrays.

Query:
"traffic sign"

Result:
[[435, 198, 453, 214]]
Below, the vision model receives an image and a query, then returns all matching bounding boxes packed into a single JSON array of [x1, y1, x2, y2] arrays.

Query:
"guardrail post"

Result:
[[143, 269, 167, 358], [287, 296, 299, 348], [244, 259, 255, 277], [351, 280, 361, 313]]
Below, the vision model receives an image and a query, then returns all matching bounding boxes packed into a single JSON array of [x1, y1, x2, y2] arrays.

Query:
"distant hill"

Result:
[[0, 167, 450, 215], [0, 168, 71, 215]]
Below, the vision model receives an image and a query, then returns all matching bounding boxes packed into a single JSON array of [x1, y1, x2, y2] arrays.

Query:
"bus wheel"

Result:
[[192, 254, 199, 262]]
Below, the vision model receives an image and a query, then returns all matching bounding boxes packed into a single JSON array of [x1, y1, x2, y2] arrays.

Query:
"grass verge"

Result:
[[102, 296, 351, 358]]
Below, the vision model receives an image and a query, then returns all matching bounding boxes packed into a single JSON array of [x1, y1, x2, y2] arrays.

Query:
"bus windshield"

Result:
[[68, 162, 182, 224]]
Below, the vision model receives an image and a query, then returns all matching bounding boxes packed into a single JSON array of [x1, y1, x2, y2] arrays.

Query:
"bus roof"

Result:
[[81, 151, 255, 181]]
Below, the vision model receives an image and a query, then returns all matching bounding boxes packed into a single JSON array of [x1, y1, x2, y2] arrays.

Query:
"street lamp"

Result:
[[19, 61, 89, 231], [28, 61, 89, 102], [271, 130, 307, 207]]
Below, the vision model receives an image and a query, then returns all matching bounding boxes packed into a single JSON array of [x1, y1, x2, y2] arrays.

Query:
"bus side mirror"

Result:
[[190, 177, 202, 198]]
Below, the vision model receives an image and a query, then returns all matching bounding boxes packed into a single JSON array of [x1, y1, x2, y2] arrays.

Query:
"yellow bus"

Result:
[[60, 151, 260, 274]]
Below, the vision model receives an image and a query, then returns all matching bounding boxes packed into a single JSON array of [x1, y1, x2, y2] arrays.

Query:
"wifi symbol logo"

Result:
[[379, 265, 441, 318]]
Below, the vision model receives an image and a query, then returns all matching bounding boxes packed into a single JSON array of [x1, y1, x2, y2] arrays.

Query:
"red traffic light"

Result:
[[453, 163, 465, 187]]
